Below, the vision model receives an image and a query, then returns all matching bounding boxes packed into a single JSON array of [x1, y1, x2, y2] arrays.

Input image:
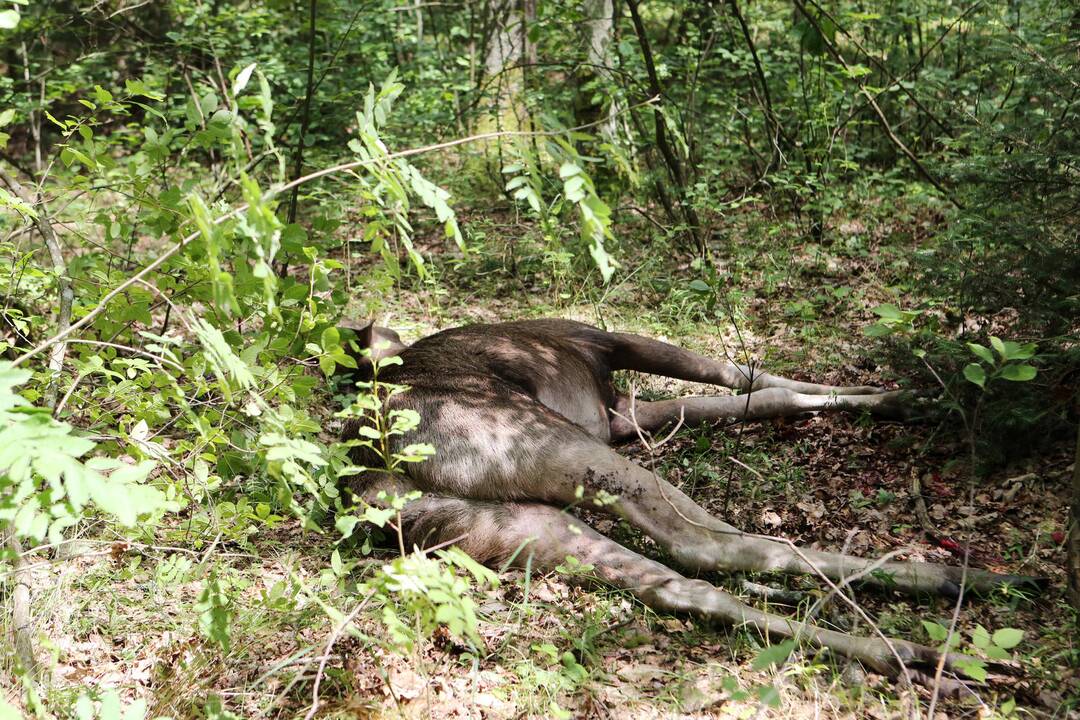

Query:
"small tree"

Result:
[[1070, 417, 1080, 611]]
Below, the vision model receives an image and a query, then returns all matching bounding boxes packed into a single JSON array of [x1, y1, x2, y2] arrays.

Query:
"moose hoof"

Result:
[[939, 566, 1048, 598], [870, 389, 939, 421]]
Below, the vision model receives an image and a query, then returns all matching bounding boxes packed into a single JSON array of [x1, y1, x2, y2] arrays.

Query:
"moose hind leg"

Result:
[[536, 438, 1033, 598], [399, 495, 967, 678]]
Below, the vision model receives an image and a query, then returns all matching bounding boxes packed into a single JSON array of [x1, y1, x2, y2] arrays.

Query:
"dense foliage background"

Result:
[[0, 0, 1077, 717]]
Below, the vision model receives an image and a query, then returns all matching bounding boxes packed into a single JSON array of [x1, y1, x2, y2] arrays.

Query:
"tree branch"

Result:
[[790, 0, 963, 209], [625, 0, 704, 250], [11, 112, 657, 370]]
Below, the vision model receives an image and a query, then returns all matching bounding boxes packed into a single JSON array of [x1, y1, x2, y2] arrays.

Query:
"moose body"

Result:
[[343, 318, 1030, 679]]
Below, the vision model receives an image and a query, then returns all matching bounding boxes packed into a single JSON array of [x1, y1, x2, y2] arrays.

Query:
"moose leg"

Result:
[[610, 332, 885, 395], [533, 439, 1030, 598], [396, 494, 969, 678], [609, 387, 909, 441]]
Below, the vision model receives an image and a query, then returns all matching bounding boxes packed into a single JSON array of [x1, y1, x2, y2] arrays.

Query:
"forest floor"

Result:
[[13, 204, 1078, 719]]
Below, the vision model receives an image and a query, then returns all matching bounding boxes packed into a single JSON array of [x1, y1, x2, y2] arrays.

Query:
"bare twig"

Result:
[[63, 338, 185, 373], [790, 0, 962, 209], [304, 593, 374, 720], [729, 456, 765, 482], [1069, 412, 1080, 610], [287, 0, 319, 226], [927, 549, 970, 716]]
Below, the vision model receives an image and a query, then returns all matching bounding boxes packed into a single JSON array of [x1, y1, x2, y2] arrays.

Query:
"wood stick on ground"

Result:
[[911, 471, 942, 539]]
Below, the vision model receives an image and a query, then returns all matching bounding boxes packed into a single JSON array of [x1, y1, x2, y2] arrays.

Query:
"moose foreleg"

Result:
[[398, 495, 970, 679], [610, 387, 910, 441], [610, 333, 884, 395]]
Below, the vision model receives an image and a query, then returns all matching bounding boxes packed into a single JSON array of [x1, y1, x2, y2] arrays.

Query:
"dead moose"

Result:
[[339, 318, 1033, 681]]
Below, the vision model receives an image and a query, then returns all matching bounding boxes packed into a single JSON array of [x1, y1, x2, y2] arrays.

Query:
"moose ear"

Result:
[[338, 318, 375, 350]]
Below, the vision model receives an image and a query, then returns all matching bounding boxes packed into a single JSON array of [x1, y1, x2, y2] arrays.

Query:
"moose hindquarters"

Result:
[[386, 493, 971, 681]]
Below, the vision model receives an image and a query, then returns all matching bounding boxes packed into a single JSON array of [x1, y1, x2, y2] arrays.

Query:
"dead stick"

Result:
[[303, 593, 373, 720]]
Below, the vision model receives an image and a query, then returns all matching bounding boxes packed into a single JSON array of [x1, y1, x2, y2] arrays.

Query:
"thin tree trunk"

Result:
[[287, 0, 318, 226], [6, 533, 40, 678], [0, 166, 72, 410], [727, 0, 783, 172], [483, 0, 524, 127], [624, 0, 703, 251], [1068, 416, 1080, 610]]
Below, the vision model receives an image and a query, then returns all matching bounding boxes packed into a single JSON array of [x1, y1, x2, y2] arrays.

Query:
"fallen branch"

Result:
[[739, 578, 805, 606], [911, 471, 942, 539]]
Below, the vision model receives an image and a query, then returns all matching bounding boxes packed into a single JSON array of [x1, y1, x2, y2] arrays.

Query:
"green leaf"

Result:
[[863, 323, 891, 337], [992, 627, 1024, 650], [967, 343, 994, 365], [124, 78, 164, 101], [0, 9, 20, 29], [963, 363, 986, 388], [1, 696, 26, 720], [971, 624, 991, 649], [872, 303, 903, 320], [922, 620, 949, 643], [122, 697, 146, 720], [955, 657, 987, 683], [99, 692, 121, 720], [1000, 364, 1037, 381], [1010, 343, 1037, 361], [232, 63, 257, 96], [319, 355, 337, 377], [989, 336, 1007, 359], [756, 684, 781, 707], [335, 515, 360, 537], [751, 639, 795, 670]]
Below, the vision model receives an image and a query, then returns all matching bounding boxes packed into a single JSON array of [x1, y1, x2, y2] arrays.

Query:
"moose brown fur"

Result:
[[341, 318, 1030, 680]]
